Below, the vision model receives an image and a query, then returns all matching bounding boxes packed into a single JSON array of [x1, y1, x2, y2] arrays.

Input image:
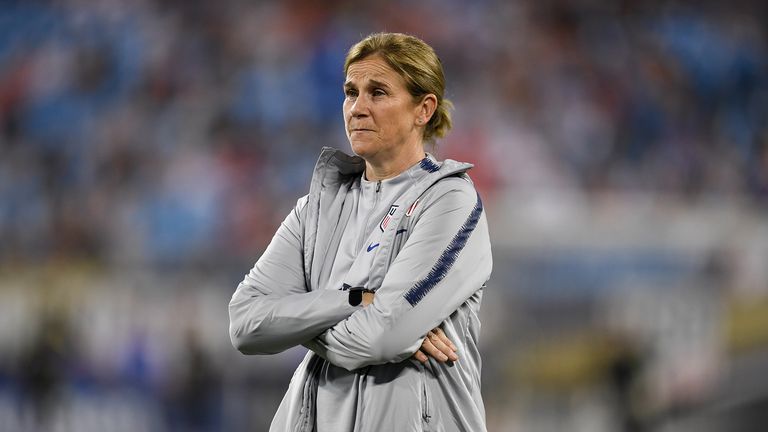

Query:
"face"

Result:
[[343, 55, 423, 163]]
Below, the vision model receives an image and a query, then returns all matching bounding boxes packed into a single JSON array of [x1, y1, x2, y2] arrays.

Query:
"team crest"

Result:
[[379, 205, 399, 232]]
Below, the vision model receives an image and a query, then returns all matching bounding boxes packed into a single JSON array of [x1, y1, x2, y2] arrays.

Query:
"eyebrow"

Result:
[[343, 79, 392, 90]]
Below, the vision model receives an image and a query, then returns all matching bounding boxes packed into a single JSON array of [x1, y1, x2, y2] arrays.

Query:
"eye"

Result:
[[344, 88, 358, 98], [372, 88, 386, 97]]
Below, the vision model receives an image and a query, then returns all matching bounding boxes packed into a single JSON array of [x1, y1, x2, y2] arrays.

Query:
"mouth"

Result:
[[349, 128, 375, 133]]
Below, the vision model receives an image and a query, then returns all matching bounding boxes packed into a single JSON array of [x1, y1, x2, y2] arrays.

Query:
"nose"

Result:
[[349, 95, 369, 118]]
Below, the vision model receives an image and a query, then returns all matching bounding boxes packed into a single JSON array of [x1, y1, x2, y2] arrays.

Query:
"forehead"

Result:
[[345, 55, 404, 86]]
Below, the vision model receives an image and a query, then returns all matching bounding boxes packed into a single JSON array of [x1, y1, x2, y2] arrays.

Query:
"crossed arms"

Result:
[[229, 181, 491, 371]]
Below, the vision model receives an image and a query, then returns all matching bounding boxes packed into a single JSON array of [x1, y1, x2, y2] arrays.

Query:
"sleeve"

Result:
[[228, 195, 362, 355], [304, 180, 492, 371]]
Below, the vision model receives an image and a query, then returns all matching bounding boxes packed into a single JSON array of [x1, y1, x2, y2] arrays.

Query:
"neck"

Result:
[[364, 143, 425, 181]]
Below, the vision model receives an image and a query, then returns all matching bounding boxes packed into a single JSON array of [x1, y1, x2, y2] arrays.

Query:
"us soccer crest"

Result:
[[379, 205, 399, 232]]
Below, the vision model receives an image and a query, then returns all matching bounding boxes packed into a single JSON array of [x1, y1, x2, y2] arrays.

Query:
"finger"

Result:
[[426, 333, 454, 362], [428, 331, 458, 361], [433, 327, 457, 352], [413, 350, 428, 363], [421, 337, 448, 362]]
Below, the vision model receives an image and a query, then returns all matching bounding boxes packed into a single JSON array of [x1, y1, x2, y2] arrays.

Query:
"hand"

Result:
[[362, 291, 375, 306], [413, 327, 458, 364]]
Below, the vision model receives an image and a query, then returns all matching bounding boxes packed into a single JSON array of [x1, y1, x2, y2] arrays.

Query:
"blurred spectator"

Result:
[[18, 314, 73, 430], [165, 329, 221, 432]]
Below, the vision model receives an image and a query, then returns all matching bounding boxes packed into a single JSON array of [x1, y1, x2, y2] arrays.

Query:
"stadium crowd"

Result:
[[1, 0, 765, 267]]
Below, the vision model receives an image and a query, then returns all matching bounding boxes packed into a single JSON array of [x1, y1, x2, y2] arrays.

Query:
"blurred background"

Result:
[[1, 0, 767, 431]]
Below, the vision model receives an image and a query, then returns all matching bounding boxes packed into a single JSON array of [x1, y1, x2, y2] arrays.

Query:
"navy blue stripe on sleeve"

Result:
[[404, 193, 483, 307]]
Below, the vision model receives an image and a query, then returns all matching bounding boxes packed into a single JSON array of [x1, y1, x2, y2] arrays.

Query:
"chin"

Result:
[[349, 140, 376, 159]]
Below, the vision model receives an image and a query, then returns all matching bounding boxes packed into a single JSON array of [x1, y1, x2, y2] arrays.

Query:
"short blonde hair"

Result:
[[344, 33, 453, 144]]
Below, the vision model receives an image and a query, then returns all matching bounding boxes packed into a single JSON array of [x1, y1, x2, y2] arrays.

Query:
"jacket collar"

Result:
[[319, 146, 472, 183]]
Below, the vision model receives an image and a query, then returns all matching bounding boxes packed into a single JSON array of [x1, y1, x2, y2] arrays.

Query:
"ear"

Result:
[[415, 94, 437, 125]]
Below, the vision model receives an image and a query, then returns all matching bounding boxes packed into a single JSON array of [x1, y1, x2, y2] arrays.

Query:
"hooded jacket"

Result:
[[229, 147, 492, 431]]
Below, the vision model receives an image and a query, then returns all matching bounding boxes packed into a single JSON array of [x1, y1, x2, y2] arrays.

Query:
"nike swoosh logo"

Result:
[[367, 243, 380, 252]]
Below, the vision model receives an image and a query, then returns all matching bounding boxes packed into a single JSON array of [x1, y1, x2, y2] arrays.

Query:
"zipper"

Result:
[[357, 180, 382, 251], [421, 368, 431, 423]]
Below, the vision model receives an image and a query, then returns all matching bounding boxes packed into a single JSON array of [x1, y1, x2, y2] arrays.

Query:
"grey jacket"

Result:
[[229, 147, 493, 431]]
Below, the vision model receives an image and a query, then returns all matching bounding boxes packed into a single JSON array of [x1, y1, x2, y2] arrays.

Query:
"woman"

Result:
[[229, 32, 492, 431]]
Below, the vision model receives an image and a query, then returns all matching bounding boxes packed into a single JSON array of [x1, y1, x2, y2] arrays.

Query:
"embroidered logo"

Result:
[[379, 205, 399, 232], [367, 242, 380, 252]]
